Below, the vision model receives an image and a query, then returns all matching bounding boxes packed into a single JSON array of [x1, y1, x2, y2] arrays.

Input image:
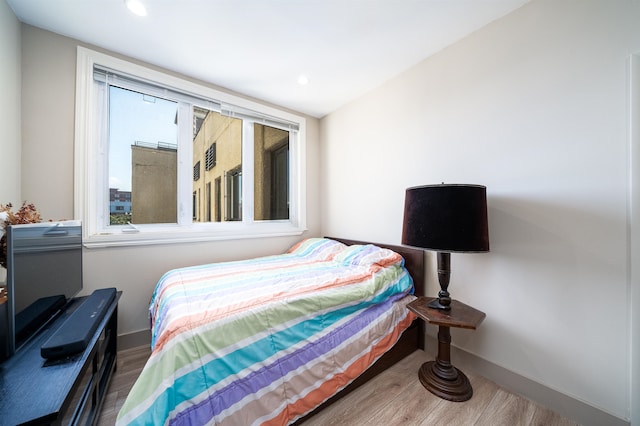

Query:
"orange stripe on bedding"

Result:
[[376, 252, 403, 269], [152, 264, 395, 352], [263, 311, 416, 426]]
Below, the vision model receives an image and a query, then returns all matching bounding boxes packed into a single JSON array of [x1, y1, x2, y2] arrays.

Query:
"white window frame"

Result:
[[74, 47, 306, 248]]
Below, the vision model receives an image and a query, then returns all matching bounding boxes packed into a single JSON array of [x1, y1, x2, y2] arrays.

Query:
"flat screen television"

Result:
[[5, 221, 83, 356]]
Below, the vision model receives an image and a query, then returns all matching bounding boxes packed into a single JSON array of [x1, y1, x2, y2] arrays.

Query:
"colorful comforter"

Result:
[[116, 238, 416, 426]]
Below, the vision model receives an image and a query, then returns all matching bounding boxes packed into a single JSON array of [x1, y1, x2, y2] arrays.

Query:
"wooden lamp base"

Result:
[[418, 360, 473, 402]]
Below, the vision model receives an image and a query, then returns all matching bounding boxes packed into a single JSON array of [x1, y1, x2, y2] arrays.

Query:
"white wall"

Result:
[[321, 0, 639, 422], [629, 53, 640, 426], [18, 26, 322, 339], [0, 0, 20, 205], [0, 1, 20, 284]]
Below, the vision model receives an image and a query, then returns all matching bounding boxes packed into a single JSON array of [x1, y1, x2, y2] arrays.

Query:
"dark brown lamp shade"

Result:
[[402, 184, 489, 253]]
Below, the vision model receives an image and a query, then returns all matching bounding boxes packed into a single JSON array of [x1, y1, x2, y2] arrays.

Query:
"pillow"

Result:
[[333, 244, 403, 268], [287, 238, 347, 261]]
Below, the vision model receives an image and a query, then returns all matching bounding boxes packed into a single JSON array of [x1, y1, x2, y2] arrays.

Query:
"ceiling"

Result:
[[7, 0, 529, 118]]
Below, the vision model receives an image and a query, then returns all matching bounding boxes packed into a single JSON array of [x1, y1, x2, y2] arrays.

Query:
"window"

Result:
[[75, 47, 306, 247], [206, 182, 212, 222], [205, 142, 216, 171], [225, 168, 242, 221], [192, 191, 198, 221], [215, 177, 221, 222], [193, 161, 201, 181]]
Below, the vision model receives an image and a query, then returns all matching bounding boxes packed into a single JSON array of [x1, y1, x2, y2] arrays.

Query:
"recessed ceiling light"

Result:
[[297, 75, 310, 85], [125, 0, 147, 16]]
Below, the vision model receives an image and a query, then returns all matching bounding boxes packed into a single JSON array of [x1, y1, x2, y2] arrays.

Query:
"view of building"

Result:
[[109, 108, 289, 225], [109, 188, 131, 216], [191, 107, 289, 223]]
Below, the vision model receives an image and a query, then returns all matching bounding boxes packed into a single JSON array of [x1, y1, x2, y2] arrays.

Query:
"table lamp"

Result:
[[402, 184, 489, 310]]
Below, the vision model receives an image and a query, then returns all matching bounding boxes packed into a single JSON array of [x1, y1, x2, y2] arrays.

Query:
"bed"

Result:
[[116, 237, 425, 426]]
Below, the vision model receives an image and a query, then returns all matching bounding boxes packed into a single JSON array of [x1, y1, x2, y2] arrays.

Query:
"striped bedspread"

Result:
[[117, 238, 416, 426]]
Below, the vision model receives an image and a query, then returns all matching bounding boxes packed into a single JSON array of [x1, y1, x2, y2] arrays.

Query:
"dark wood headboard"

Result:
[[327, 237, 425, 297]]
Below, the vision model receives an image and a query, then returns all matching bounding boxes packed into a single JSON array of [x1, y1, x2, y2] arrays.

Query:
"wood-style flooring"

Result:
[[97, 346, 578, 425]]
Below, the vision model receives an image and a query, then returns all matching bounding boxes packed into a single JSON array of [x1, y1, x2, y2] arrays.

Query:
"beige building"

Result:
[[131, 142, 177, 224], [192, 108, 289, 223], [127, 108, 289, 224]]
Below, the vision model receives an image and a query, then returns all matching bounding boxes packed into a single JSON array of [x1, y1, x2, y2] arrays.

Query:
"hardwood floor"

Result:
[[98, 346, 578, 426], [98, 345, 150, 426]]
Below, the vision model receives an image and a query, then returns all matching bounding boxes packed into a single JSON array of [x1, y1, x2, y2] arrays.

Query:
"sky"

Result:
[[108, 86, 178, 192]]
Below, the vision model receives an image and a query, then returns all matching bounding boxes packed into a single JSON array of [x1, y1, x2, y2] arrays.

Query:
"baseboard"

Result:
[[117, 329, 151, 351], [424, 335, 629, 426]]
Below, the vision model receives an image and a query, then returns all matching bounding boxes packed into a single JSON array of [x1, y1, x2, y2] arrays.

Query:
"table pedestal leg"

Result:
[[418, 325, 473, 402]]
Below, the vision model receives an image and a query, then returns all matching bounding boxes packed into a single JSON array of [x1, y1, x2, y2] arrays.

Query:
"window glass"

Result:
[[108, 86, 178, 225], [192, 108, 243, 222], [254, 124, 289, 220]]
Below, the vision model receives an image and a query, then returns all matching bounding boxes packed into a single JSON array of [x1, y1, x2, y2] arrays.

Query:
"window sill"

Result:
[[83, 225, 307, 248]]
